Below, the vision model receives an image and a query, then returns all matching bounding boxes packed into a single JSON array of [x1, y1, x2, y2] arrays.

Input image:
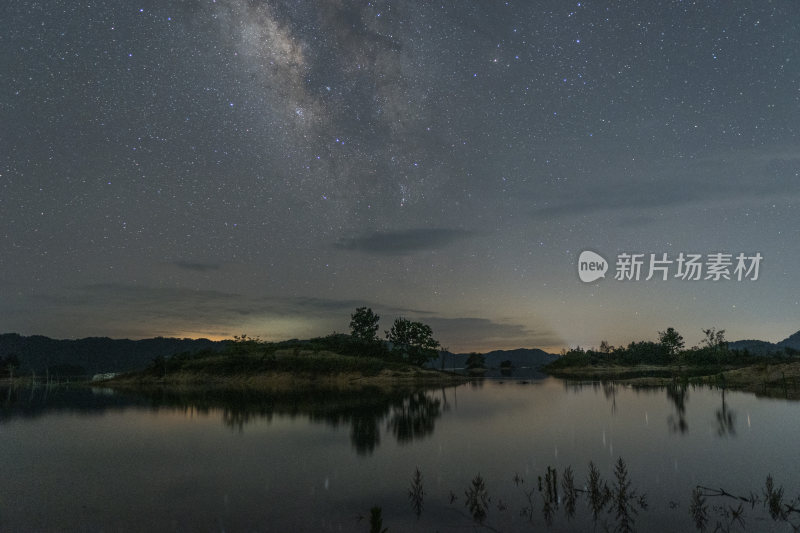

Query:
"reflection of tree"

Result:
[[2, 385, 17, 410], [666, 381, 689, 434], [129, 386, 450, 455], [221, 407, 274, 432], [387, 392, 442, 444], [1, 384, 451, 454], [351, 416, 380, 454], [603, 382, 618, 414], [440, 387, 452, 413], [715, 389, 736, 437], [349, 403, 390, 455]]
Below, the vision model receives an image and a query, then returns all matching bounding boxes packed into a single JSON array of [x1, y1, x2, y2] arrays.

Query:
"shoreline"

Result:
[[10, 361, 800, 401], [546, 360, 800, 400], [104, 367, 471, 393]]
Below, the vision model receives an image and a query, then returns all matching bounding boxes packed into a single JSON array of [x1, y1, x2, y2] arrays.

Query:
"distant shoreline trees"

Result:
[[549, 326, 792, 369]]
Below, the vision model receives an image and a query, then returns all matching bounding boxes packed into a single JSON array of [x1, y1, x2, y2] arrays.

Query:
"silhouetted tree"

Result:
[[702, 328, 727, 351], [386, 318, 440, 366], [617, 341, 669, 365], [466, 353, 486, 370], [350, 307, 380, 343], [658, 327, 685, 362], [702, 328, 728, 364]]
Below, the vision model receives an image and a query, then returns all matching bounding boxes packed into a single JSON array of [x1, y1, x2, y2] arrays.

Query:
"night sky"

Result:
[[2, 1, 798, 352]]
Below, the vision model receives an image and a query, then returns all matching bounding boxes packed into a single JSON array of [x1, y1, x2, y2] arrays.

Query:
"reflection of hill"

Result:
[[0, 385, 150, 421], [2, 384, 450, 456]]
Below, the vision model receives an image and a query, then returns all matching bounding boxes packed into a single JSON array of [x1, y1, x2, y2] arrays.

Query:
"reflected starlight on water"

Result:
[[2, 379, 800, 531]]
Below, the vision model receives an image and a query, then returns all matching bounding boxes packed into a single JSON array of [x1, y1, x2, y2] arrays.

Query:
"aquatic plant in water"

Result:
[[464, 474, 490, 524], [408, 467, 424, 518], [382, 462, 800, 532]]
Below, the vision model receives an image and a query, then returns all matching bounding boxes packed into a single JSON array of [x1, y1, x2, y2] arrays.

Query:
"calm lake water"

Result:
[[2, 378, 799, 532]]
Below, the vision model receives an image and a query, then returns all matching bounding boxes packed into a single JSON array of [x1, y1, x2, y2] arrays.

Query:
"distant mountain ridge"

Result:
[[1, 332, 558, 377], [729, 330, 800, 355], [3, 328, 796, 377], [778, 331, 800, 349], [429, 347, 558, 370], [0, 333, 226, 376]]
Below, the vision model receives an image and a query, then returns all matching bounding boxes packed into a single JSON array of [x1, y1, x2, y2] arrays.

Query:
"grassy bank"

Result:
[[105, 343, 468, 392], [546, 360, 800, 400], [109, 367, 467, 392]]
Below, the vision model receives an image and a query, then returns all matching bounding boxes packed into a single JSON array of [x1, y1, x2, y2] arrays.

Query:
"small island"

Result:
[[107, 307, 468, 392], [544, 327, 800, 399]]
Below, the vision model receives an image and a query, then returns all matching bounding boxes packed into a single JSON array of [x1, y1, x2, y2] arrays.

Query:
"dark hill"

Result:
[[778, 331, 800, 350], [728, 330, 800, 355], [0, 333, 227, 376], [429, 347, 557, 370]]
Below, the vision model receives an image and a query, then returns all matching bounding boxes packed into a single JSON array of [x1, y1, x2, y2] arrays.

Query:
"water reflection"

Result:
[[560, 379, 742, 438], [2, 384, 16, 406], [603, 381, 618, 414], [387, 391, 441, 444], [0, 384, 147, 421], [147, 387, 446, 454], [0, 378, 752, 455], [3, 379, 800, 532], [1, 384, 448, 455], [666, 381, 689, 434], [715, 389, 736, 437]]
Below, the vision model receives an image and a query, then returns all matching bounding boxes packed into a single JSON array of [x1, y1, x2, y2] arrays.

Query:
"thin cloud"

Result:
[[423, 316, 563, 352], [531, 154, 800, 218], [615, 215, 657, 228], [174, 261, 223, 272], [335, 228, 473, 254]]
